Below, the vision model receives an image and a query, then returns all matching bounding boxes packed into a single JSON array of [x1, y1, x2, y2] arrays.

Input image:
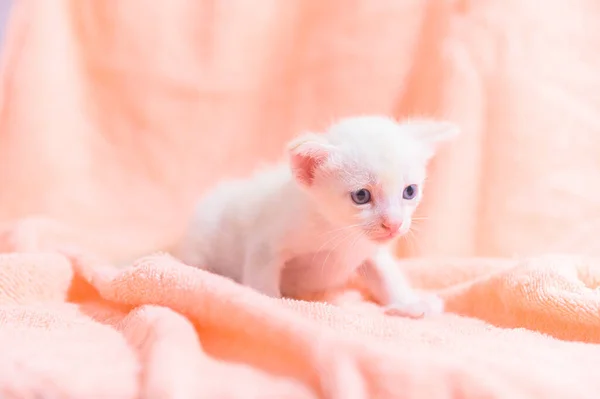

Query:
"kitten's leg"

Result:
[[359, 248, 444, 318], [241, 243, 282, 298]]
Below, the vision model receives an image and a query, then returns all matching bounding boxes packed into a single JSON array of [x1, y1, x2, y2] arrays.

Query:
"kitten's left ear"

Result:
[[405, 119, 460, 158], [287, 133, 334, 187]]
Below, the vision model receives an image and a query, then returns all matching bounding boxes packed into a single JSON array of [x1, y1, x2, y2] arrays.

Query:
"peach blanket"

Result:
[[2, 226, 600, 398], [2, 0, 600, 397]]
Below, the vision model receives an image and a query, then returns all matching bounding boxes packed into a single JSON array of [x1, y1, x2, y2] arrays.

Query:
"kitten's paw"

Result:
[[384, 294, 444, 319]]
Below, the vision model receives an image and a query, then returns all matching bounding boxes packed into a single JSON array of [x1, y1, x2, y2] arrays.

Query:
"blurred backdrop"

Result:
[[0, 0, 598, 262], [0, 0, 9, 49]]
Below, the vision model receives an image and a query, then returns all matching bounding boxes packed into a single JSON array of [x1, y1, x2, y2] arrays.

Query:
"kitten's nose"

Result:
[[381, 219, 403, 235]]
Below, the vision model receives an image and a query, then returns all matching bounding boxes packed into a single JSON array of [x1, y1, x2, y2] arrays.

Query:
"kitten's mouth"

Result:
[[370, 231, 401, 243]]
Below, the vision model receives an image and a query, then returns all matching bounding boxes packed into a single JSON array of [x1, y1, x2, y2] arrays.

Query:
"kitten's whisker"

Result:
[[331, 229, 366, 275], [314, 229, 357, 277], [317, 223, 362, 238], [408, 218, 426, 233], [348, 230, 365, 252], [408, 225, 422, 233], [320, 230, 357, 270], [337, 230, 366, 275], [320, 229, 361, 278], [409, 230, 417, 256], [406, 228, 421, 256], [311, 224, 361, 265]]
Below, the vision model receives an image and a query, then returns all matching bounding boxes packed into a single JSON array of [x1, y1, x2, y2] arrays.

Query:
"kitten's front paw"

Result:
[[384, 294, 444, 319]]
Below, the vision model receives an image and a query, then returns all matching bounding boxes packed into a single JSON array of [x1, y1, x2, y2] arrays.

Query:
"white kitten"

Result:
[[175, 115, 459, 318]]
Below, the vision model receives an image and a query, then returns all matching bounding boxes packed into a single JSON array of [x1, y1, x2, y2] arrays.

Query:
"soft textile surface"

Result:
[[2, 227, 600, 398], [2, 0, 600, 398]]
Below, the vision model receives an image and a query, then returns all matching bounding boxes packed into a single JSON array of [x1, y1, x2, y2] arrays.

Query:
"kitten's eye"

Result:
[[402, 184, 418, 200], [350, 189, 371, 205]]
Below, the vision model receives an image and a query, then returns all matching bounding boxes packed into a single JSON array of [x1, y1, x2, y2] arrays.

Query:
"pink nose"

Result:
[[381, 219, 403, 234]]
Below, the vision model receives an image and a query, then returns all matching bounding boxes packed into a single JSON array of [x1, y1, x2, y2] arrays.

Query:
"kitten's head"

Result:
[[287, 116, 459, 244]]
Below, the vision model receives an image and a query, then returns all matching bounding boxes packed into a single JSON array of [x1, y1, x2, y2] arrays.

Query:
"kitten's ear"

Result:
[[405, 119, 460, 159], [287, 133, 333, 187]]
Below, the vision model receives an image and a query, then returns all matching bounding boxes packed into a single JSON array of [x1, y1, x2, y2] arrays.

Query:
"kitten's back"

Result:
[[175, 164, 293, 281]]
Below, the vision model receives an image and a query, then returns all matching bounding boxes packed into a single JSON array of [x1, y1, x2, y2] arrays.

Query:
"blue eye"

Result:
[[402, 184, 418, 200], [350, 189, 371, 205]]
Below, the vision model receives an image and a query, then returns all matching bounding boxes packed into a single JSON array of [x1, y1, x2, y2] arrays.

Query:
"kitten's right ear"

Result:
[[287, 133, 332, 187], [404, 119, 460, 161]]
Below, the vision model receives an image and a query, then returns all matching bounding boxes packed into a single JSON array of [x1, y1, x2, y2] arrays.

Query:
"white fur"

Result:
[[174, 115, 459, 318]]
